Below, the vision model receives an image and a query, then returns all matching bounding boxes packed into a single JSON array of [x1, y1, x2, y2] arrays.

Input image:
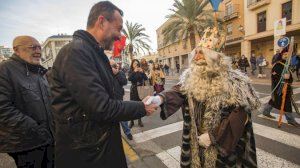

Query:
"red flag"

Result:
[[113, 35, 127, 58]]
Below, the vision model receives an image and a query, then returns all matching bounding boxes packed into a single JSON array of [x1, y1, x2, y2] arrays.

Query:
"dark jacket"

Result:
[[250, 56, 256, 65], [0, 55, 54, 153], [114, 71, 127, 100], [49, 30, 146, 168], [238, 58, 250, 68], [128, 70, 148, 101], [272, 53, 281, 65], [269, 60, 293, 112]]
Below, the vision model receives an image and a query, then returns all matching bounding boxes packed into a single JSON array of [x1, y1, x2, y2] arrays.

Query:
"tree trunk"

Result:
[[129, 44, 134, 60], [189, 31, 196, 49]]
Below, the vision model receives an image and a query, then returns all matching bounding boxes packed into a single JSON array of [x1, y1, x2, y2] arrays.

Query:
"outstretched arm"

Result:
[[146, 85, 185, 120]]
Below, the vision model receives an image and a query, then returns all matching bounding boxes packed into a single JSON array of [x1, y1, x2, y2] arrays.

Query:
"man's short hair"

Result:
[[87, 1, 123, 28]]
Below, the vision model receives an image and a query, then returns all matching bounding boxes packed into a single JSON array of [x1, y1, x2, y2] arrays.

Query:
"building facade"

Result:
[[141, 52, 158, 62], [156, 19, 200, 73], [41, 34, 72, 68], [222, 0, 245, 58], [242, 0, 300, 64], [156, 4, 225, 72], [0, 46, 13, 58]]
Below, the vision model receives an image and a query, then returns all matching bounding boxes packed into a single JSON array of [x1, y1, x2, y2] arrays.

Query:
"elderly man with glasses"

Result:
[[0, 36, 54, 168]]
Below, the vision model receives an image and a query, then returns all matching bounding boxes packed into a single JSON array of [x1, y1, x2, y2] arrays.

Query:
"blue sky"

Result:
[[0, 0, 174, 51]]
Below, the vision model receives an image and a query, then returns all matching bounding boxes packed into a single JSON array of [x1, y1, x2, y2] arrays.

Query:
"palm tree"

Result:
[[162, 0, 215, 49], [122, 21, 151, 60]]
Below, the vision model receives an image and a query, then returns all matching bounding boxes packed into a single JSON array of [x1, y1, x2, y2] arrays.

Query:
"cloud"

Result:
[[0, 0, 174, 52]]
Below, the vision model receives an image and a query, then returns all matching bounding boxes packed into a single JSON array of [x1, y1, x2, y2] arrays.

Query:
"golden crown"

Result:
[[197, 27, 226, 51]]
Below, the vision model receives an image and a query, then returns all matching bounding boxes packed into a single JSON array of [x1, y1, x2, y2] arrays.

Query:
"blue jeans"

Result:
[[262, 103, 295, 123], [120, 121, 131, 135]]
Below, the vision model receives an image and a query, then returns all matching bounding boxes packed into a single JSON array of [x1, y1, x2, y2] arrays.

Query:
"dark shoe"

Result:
[[263, 113, 276, 119], [138, 119, 144, 127], [129, 121, 134, 128], [288, 121, 300, 127], [126, 133, 133, 140]]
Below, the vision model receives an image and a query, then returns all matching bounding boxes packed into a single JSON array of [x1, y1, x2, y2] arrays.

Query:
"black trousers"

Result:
[[8, 144, 54, 168]]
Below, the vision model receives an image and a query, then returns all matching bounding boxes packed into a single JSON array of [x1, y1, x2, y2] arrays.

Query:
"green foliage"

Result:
[[122, 21, 151, 59], [162, 0, 215, 49]]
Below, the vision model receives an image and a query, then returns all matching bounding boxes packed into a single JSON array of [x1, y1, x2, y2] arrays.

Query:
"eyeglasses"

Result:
[[15, 45, 41, 51]]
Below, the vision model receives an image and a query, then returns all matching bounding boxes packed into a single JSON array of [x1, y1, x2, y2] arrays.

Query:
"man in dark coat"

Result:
[[49, 2, 157, 168], [250, 53, 257, 75], [272, 49, 281, 65], [262, 50, 300, 127], [0, 36, 54, 167]]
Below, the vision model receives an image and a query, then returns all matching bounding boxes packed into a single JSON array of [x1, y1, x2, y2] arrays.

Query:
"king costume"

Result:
[[158, 27, 260, 168]]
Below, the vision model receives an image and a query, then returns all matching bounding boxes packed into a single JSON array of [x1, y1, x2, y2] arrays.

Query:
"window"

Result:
[[225, 3, 233, 16], [282, 1, 292, 25], [257, 11, 266, 33], [227, 23, 233, 35]]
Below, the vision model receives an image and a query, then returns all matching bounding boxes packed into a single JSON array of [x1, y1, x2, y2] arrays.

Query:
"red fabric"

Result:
[[113, 35, 126, 57]]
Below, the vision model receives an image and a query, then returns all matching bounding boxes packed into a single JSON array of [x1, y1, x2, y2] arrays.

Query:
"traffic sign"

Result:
[[277, 37, 289, 48], [274, 18, 286, 37]]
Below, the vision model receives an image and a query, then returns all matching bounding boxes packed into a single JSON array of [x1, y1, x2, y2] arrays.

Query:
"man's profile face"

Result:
[[102, 10, 123, 50], [14, 37, 42, 65]]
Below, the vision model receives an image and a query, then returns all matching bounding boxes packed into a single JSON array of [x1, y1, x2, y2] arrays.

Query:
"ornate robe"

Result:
[[159, 69, 260, 168]]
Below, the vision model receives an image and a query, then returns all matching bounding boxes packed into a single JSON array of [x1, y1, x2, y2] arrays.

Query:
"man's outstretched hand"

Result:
[[144, 95, 163, 106], [142, 96, 158, 116]]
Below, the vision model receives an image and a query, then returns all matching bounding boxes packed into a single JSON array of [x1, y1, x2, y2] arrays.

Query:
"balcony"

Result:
[[247, 0, 271, 10], [225, 34, 244, 45], [224, 4, 240, 22]]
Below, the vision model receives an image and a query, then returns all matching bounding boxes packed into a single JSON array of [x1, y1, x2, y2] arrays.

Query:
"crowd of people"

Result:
[[0, 1, 299, 168], [232, 51, 300, 80]]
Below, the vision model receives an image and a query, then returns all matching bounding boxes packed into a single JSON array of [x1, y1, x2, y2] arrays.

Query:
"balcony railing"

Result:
[[247, 0, 271, 10], [224, 4, 239, 21], [225, 34, 244, 44]]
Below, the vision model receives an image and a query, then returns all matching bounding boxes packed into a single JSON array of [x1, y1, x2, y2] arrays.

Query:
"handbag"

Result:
[[259, 59, 267, 67], [137, 80, 154, 100]]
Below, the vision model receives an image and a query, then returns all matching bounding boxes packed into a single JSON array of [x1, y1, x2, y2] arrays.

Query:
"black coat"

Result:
[[238, 58, 250, 68], [49, 30, 146, 168], [0, 55, 54, 153], [269, 60, 293, 112], [250, 56, 256, 65], [114, 71, 127, 100], [128, 70, 148, 101]]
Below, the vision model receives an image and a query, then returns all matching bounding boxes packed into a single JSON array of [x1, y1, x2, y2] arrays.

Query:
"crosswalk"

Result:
[[130, 91, 300, 168]]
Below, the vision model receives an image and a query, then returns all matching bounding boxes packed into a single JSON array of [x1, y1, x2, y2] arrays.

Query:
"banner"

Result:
[[209, 0, 222, 12]]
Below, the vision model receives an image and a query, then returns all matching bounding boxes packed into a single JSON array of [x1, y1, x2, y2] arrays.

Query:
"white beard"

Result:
[[180, 57, 261, 110], [180, 61, 228, 102]]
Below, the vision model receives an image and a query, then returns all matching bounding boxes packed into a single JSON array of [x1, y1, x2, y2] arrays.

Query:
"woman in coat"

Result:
[[150, 63, 165, 94], [128, 59, 148, 127]]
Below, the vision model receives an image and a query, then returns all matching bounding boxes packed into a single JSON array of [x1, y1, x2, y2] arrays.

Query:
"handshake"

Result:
[[142, 95, 164, 116]]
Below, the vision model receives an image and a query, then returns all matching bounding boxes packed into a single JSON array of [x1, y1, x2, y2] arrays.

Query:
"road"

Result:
[[1, 78, 299, 168]]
